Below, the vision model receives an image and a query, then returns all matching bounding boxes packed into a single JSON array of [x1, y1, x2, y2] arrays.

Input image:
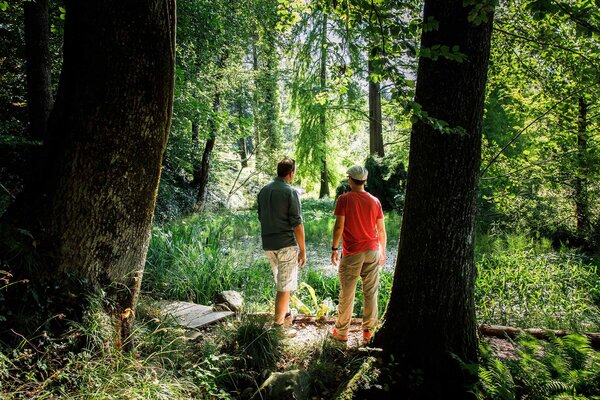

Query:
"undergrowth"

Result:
[[477, 333, 600, 399], [145, 201, 600, 332], [476, 234, 600, 331]]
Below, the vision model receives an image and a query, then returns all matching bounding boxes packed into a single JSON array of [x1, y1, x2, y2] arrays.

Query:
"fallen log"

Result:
[[254, 313, 600, 349], [478, 324, 600, 349]]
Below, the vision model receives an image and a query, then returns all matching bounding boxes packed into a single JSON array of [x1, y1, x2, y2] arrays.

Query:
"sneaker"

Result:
[[284, 308, 298, 327], [362, 330, 373, 345], [330, 328, 348, 342]]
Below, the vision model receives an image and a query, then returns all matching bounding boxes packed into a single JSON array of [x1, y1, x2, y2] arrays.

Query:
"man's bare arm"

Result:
[[331, 215, 345, 266], [376, 218, 387, 266], [293, 223, 306, 268]]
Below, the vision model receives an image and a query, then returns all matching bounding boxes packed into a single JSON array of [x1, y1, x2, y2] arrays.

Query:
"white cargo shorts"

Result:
[[264, 245, 298, 292]]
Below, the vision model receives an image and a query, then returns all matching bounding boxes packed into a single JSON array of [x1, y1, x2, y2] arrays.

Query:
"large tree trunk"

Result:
[[24, 0, 53, 141], [368, 56, 384, 157], [574, 97, 590, 234], [318, 12, 330, 198], [372, 1, 494, 397], [3, 0, 176, 349]]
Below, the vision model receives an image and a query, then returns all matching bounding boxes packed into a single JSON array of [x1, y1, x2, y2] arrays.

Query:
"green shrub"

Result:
[[221, 314, 284, 372], [477, 334, 600, 399], [475, 233, 600, 331]]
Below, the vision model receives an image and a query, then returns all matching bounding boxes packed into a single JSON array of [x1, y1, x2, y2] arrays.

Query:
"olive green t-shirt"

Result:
[[257, 177, 303, 251]]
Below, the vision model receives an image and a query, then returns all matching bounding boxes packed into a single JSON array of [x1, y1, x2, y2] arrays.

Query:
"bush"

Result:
[[221, 314, 284, 372], [477, 334, 600, 399], [475, 233, 600, 332]]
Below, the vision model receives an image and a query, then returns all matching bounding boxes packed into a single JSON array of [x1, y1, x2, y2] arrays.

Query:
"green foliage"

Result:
[[481, 0, 600, 249], [221, 314, 284, 372], [144, 211, 272, 308], [475, 233, 600, 331], [0, 299, 206, 399], [289, 334, 366, 399], [363, 154, 407, 212], [477, 334, 600, 399]]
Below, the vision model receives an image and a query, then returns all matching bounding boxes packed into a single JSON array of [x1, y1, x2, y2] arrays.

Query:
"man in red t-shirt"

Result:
[[330, 165, 387, 345]]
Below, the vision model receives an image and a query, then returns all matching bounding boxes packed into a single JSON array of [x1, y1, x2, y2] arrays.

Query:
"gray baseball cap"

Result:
[[347, 165, 368, 181]]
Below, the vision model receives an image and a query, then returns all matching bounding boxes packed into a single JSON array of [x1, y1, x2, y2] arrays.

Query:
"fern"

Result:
[[477, 334, 600, 399]]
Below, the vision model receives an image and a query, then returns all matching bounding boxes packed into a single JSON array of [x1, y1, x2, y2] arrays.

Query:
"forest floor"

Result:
[[282, 317, 517, 358]]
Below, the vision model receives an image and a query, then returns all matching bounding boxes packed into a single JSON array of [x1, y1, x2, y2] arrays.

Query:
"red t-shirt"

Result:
[[334, 191, 384, 256]]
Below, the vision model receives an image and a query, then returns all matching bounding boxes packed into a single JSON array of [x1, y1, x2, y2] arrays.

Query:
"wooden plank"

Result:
[[161, 301, 234, 329]]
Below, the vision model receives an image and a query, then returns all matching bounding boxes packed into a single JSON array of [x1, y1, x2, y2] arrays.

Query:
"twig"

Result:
[[0, 182, 15, 199], [227, 136, 268, 202], [480, 85, 594, 176]]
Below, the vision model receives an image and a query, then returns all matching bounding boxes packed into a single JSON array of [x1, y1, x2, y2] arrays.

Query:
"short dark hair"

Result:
[[277, 158, 296, 177], [349, 177, 366, 186]]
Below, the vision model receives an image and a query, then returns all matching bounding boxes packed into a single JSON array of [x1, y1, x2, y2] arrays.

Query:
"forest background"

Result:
[[1, 0, 600, 398]]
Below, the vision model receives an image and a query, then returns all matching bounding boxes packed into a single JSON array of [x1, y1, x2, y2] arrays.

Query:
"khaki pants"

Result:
[[334, 250, 379, 336]]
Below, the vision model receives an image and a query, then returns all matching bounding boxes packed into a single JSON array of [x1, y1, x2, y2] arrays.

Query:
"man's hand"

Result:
[[331, 250, 339, 267], [298, 249, 306, 269], [379, 248, 386, 266]]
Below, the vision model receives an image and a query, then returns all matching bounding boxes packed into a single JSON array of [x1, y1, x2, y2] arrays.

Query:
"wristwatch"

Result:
[[331, 247, 339, 251]]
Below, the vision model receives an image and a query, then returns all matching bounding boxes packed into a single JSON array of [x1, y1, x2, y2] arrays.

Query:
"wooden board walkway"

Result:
[[161, 301, 234, 329]]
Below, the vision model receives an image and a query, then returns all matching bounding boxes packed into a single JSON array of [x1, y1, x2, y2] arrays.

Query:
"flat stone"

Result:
[[161, 301, 234, 329], [215, 290, 244, 312], [253, 369, 309, 400]]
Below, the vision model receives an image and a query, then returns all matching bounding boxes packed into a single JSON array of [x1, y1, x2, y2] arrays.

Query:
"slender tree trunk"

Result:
[[254, 33, 281, 169], [318, 12, 329, 198], [368, 56, 384, 157], [251, 40, 262, 173], [372, 1, 494, 397], [24, 0, 53, 141], [191, 121, 199, 147], [193, 91, 220, 211], [237, 97, 248, 168], [575, 97, 590, 234], [238, 137, 248, 168], [3, 0, 176, 348]]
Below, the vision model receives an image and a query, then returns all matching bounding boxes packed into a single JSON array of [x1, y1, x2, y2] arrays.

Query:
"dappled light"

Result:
[[1, 0, 599, 399]]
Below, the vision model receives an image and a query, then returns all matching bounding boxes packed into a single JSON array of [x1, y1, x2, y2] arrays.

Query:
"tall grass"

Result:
[[144, 199, 399, 317], [144, 202, 600, 332], [0, 296, 208, 399], [475, 233, 600, 331], [144, 212, 273, 308]]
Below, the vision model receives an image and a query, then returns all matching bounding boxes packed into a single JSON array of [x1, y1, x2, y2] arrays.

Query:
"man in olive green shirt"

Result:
[[258, 158, 306, 325]]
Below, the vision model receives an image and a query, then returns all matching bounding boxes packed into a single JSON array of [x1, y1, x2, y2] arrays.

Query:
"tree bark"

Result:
[[238, 137, 248, 168], [574, 97, 590, 234], [193, 92, 220, 212], [3, 0, 176, 349], [372, 1, 494, 397], [368, 56, 384, 157], [237, 96, 249, 168], [251, 39, 262, 170], [24, 0, 53, 141], [318, 12, 330, 198]]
